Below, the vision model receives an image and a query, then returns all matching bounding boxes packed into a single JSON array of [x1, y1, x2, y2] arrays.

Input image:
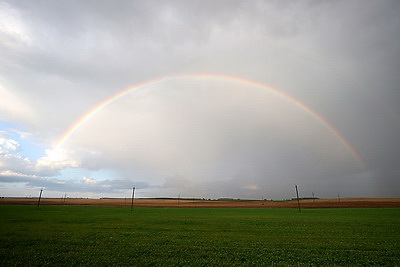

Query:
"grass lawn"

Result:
[[0, 205, 399, 266]]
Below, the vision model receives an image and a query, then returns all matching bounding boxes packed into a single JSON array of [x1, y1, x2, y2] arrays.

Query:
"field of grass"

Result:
[[1, 206, 399, 266]]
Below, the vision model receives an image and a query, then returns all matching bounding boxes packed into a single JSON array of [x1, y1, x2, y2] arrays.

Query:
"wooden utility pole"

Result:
[[130, 186, 135, 211], [312, 192, 316, 204], [37, 188, 43, 208], [295, 185, 301, 212], [60, 193, 66, 205]]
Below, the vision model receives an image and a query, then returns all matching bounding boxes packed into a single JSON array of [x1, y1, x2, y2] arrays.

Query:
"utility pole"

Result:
[[295, 185, 301, 212], [37, 188, 43, 208], [130, 186, 135, 211], [312, 192, 315, 204]]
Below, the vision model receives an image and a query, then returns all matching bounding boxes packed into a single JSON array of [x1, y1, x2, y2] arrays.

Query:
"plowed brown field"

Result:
[[1, 197, 400, 208]]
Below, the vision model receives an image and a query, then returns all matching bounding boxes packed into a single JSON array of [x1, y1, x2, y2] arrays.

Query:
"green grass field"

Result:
[[1, 206, 399, 266]]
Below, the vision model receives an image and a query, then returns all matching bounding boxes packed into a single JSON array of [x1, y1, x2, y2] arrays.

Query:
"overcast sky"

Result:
[[1, 0, 399, 199]]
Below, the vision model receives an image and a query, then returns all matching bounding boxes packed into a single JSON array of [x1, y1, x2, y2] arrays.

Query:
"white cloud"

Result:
[[0, 135, 79, 180], [35, 149, 80, 174], [0, 135, 34, 172], [0, 136, 19, 152], [82, 176, 96, 185]]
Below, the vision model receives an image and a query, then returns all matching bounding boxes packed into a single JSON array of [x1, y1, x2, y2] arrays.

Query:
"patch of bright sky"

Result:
[[58, 167, 119, 182], [0, 121, 46, 160]]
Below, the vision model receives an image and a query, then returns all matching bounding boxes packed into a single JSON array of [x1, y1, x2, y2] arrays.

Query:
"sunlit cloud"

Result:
[[82, 176, 97, 185], [35, 148, 80, 173]]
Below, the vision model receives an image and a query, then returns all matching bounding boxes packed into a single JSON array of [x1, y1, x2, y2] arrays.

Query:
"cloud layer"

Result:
[[1, 0, 399, 198]]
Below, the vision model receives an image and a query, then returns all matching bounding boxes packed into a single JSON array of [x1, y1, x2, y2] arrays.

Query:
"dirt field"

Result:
[[1, 197, 400, 208]]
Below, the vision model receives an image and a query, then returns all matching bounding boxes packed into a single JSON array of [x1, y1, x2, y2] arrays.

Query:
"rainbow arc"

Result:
[[54, 73, 364, 167]]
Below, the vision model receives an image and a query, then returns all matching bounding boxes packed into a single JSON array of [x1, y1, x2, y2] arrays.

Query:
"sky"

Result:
[[1, 0, 399, 200]]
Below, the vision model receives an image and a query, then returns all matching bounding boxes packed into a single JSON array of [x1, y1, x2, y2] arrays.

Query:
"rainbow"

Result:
[[54, 73, 364, 166]]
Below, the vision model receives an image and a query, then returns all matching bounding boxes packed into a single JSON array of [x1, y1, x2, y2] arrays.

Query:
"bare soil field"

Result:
[[1, 197, 400, 208]]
